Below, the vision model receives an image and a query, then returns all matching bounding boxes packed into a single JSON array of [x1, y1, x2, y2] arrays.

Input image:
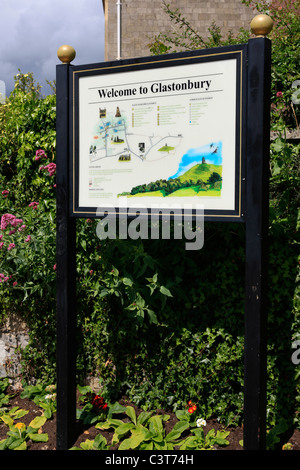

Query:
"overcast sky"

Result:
[[0, 0, 105, 97]]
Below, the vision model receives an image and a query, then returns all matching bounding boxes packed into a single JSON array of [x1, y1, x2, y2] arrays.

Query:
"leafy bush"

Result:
[[149, 0, 300, 129], [0, 72, 57, 382], [243, 0, 300, 128]]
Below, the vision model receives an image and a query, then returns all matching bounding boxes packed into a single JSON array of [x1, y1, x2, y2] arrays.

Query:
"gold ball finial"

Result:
[[250, 14, 273, 37], [57, 45, 76, 64]]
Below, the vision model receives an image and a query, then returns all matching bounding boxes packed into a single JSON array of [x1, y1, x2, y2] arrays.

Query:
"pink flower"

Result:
[[18, 225, 26, 232], [1, 214, 23, 231], [28, 202, 39, 209], [25, 235, 31, 242], [7, 243, 15, 251], [2, 190, 9, 198], [89, 270, 93, 275], [9, 229, 16, 235], [13, 281, 18, 287], [44, 163, 56, 177], [1, 214, 16, 230], [35, 149, 47, 161], [0, 242, 4, 249], [53, 264, 56, 270], [0, 234, 2, 240], [39, 162, 56, 177], [276, 91, 283, 98]]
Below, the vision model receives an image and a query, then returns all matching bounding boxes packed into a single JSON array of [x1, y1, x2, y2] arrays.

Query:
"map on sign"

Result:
[[89, 107, 182, 164]]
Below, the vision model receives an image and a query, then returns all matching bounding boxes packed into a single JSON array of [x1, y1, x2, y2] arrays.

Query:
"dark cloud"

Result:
[[0, 0, 104, 96]]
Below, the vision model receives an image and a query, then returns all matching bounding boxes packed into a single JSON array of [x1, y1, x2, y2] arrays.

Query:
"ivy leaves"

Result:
[[98, 267, 173, 327]]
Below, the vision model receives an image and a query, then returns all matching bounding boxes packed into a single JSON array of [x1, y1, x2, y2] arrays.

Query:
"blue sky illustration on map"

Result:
[[169, 141, 222, 179]]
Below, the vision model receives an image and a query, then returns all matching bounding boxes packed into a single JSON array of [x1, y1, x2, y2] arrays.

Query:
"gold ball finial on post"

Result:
[[250, 14, 273, 37], [57, 45, 76, 64]]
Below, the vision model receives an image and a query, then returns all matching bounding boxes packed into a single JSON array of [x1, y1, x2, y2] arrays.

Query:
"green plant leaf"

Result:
[[77, 384, 92, 395], [0, 439, 7, 450], [112, 422, 135, 445], [107, 402, 126, 417], [78, 439, 95, 450], [165, 420, 189, 442], [118, 425, 148, 450], [178, 435, 198, 450], [13, 409, 29, 419], [1, 415, 14, 426], [139, 441, 154, 450], [192, 426, 205, 439], [13, 441, 27, 450], [122, 277, 133, 286], [8, 438, 26, 450], [148, 415, 166, 442], [96, 418, 124, 430], [147, 309, 158, 324], [28, 415, 47, 429], [154, 439, 173, 450], [137, 410, 153, 425], [126, 406, 137, 425], [94, 433, 108, 450], [160, 285, 173, 297], [175, 409, 189, 421], [28, 432, 48, 442]]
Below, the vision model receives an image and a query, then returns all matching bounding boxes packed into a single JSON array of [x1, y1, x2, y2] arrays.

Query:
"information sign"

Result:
[[70, 47, 246, 220], [56, 37, 271, 451]]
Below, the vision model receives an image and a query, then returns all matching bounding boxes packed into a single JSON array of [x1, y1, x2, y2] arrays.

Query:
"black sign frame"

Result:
[[69, 45, 247, 222]]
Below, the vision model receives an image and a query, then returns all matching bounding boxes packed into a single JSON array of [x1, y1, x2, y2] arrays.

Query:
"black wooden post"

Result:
[[244, 36, 271, 450], [56, 60, 77, 450]]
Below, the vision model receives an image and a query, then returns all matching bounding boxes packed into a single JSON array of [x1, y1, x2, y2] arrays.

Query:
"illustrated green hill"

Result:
[[177, 162, 222, 183], [158, 145, 175, 152], [121, 162, 223, 198]]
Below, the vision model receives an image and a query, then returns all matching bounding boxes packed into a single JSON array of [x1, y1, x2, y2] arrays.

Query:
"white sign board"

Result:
[[71, 48, 245, 220]]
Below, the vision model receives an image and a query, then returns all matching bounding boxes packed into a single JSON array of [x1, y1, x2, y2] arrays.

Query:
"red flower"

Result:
[[91, 394, 108, 412], [276, 91, 283, 98], [187, 400, 197, 414]]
